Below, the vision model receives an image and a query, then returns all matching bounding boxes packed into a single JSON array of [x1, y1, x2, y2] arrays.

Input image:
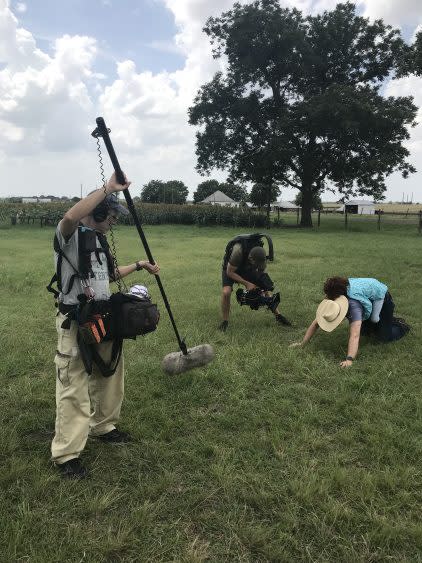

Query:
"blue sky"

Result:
[[15, 0, 185, 75], [1, 0, 422, 201]]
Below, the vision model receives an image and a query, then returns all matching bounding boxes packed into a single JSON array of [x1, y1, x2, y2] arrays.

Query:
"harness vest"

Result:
[[222, 233, 274, 270], [47, 225, 122, 378], [47, 225, 114, 300]]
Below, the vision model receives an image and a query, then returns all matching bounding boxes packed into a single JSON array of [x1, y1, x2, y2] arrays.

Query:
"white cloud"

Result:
[[363, 0, 422, 27], [15, 2, 26, 13], [385, 74, 422, 158], [0, 0, 98, 159], [0, 0, 421, 200]]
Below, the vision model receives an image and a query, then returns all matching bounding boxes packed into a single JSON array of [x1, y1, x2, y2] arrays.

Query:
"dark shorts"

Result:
[[222, 268, 274, 291], [222, 267, 252, 288]]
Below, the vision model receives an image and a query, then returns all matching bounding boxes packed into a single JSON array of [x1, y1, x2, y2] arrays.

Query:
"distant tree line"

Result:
[[140, 178, 288, 209], [140, 178, 253, 205]]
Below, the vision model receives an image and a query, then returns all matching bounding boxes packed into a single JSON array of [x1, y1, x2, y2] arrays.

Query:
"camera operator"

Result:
[[219, 238, 291, 332], [51, 172, 159, 479]]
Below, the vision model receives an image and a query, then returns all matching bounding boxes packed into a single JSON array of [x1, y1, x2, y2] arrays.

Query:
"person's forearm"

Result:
[[227, 266, 251, 287], [229, 272, 249, 286], [114, 261, 147, 280], [64, 187, 112, 226], [340, 321, 361, 367], [114, 263, 136, 280], [302, 320, 318, 344], [346, 334, 360, 359]]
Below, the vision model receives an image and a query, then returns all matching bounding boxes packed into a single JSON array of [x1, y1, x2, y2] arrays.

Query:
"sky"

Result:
[[0, 0, 421, 202]]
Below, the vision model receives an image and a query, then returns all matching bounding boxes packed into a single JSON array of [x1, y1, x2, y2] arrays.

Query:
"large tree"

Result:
[[294, 191, 322, 210], [189, 1, 417, 226], [163, 180, 189, 204], [398, 29, 422, 76], [141, 179, 189, 204], [193, 178, 247, 203], [249, 183, 280, 209]]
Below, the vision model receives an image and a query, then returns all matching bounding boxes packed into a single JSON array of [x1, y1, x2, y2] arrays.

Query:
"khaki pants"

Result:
[[51, 313, 124, 464]]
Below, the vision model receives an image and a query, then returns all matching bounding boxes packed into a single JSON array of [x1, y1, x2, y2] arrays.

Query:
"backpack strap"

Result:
[[46, 233, 80, 298], [77, 331, 123, 377], [96, 232, 115, 279]]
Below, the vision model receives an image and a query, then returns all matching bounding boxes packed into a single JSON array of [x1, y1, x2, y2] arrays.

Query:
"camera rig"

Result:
[[236, 288, 280, 312]]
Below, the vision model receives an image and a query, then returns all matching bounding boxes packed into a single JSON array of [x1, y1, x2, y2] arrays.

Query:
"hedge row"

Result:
[[0, 202, 270, 228]]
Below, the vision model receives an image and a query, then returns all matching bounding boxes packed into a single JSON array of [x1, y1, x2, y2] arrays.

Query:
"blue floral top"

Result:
[[347, 278, 388, 321]]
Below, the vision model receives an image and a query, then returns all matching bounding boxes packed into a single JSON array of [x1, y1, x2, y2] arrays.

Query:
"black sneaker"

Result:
[[219, 320, 229, 332], [57, 458, 88, 479], [275, 313, 292, 326], [94, 429, 132, 443]]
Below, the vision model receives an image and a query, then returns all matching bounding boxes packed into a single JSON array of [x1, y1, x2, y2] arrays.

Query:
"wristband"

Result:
[[345, 355, 354, 361], [135, 261, 143, 271]]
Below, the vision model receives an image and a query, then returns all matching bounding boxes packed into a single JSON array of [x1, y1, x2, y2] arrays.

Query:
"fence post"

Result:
[[377, 210, 381, 231], [344, 208, 348, 230]]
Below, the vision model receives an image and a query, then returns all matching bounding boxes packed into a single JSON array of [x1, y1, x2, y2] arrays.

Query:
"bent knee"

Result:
[[222, 286, 233, 298]]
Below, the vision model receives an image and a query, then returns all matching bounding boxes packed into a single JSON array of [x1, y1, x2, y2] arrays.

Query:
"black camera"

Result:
[[236, 288, 280, 312]]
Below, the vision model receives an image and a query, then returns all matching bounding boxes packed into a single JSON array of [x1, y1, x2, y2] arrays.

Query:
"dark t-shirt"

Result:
[[346, 298, 363, 323]]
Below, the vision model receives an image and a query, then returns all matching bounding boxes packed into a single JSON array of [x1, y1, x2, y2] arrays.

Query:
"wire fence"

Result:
[[272, 207, 422, 233], [1, 202, 422, 234]]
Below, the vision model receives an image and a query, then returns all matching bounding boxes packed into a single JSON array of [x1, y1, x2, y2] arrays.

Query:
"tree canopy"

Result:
[[141, 180, 189, 204], [193, 179, 247, 203], [189, 1, 417, 226], [249, 183, 280, 208], [193, 179, 220, 203]]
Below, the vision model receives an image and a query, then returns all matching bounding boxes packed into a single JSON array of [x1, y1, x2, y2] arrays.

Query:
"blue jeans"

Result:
[[362, 292, 406, 342]]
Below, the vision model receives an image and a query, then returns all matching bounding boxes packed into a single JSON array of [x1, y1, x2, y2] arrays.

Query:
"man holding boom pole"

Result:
[[49, 172, 159, 479]]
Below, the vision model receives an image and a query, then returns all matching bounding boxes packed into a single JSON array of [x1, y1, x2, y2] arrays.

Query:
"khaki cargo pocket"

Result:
[[54, 353, 71, 387]]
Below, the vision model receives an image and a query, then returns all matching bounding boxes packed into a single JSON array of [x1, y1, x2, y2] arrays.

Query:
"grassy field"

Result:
[[0, 222, 421, 562], [275, 209, 422, 231]]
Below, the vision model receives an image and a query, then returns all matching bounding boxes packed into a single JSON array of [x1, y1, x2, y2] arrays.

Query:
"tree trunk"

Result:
[[300, 186, 313, 227]]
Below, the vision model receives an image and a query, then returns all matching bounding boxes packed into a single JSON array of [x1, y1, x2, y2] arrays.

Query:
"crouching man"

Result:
[[49, 173, 159, 478], [219, 233, 291, 332]]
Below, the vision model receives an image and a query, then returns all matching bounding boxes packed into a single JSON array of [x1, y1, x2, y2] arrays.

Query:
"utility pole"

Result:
[[80, 184, 83, 199]]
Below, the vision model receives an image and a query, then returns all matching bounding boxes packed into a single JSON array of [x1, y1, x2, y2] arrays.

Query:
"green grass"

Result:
[[0, 223, 421, 562]]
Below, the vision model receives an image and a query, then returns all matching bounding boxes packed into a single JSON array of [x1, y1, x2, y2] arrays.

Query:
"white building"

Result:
[[337, 200, 376, 215], [200, 190, 239, 207], [22, 197, 52, 204]]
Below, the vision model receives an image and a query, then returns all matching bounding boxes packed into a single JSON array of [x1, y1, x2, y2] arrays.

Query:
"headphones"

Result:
[[92, 199, 109, 222]]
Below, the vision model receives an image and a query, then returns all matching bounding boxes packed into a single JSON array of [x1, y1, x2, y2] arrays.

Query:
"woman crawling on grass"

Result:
[[289, 277, 410, 367]]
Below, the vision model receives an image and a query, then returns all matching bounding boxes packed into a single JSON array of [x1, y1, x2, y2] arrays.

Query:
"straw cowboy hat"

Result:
[[316, 296, 348, 332]]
